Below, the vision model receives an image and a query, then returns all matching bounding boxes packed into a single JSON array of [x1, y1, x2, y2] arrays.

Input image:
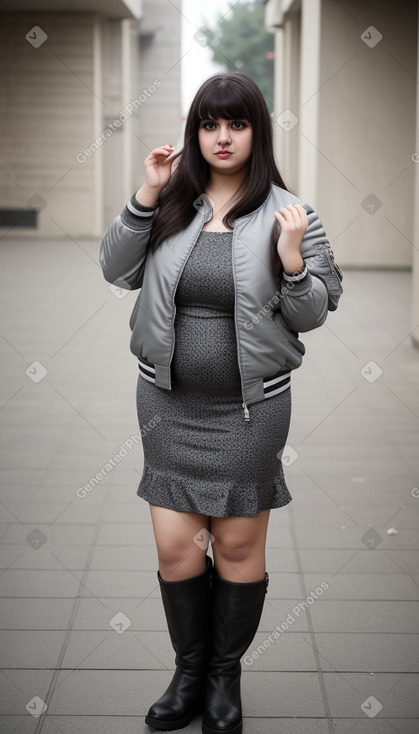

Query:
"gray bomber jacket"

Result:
[[99, 183, 343, 420]]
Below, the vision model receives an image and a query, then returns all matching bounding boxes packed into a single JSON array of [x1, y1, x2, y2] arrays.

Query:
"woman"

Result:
[[99, 71, 343, 733]]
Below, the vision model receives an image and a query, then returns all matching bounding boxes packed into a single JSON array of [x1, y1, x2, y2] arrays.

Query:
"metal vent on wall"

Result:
[[0, 209, 38, 228]]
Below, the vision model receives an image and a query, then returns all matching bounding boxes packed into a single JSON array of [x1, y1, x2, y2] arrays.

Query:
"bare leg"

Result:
[[149, 503, 211, 581], [209, 509, 270, 582], [145, 505, 213, 729]]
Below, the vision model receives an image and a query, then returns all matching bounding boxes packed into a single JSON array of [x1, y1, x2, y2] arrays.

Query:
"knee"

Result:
[[213, 535, 255, 564], [156, 539, 193, 567], [156, 537, 208, 581]]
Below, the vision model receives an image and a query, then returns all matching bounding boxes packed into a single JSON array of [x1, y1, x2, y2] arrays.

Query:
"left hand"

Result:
[[274, 204, 309, 258]]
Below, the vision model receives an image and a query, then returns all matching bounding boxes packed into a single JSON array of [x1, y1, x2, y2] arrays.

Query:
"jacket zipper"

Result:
[[231, 227, 250, 422], [168, 217, 208, 380], [167, 202, 250, 422]]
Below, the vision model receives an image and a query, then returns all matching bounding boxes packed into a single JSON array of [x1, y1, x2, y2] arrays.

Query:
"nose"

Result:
[[217, 123, 231, 146]]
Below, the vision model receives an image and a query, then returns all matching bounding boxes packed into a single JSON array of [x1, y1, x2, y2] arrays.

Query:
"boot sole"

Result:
[[201, 718, 242, 734]]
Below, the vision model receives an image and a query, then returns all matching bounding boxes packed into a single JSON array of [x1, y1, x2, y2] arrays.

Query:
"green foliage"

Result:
[[202, 1, 274, 112]]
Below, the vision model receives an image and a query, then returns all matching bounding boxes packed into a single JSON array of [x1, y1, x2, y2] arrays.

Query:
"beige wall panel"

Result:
[[131, 0, 182, 194], [317, 0, 417, 267], [0, 12, 97, 238], [412, 8, 419, 349]]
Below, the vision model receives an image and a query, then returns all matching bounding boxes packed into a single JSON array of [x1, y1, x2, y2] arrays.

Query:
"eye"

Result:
[[201, 121, 217, 130], [231, 121, 247, 129]]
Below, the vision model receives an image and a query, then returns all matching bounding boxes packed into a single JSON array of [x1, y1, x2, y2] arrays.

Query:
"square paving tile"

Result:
[[313, 632, 419, 673], [308, 600, 419, 633], [0, 598, 75, 630], [0, 669, 55, 715], [0, 631, 66, 668], [0, 716, 39, 734], [1, 267, 419, 731], [323, 671, 419, 718]]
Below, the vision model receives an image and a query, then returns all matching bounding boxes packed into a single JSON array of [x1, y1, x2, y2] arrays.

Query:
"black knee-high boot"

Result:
[[145, 554, 213, 731], [202, 567, 269, 734]]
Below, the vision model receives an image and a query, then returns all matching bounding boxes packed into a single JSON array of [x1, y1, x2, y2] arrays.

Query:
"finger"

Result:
[[292, 204, 308, 220], [273, 211, 287, 228], [274, 208, 292, 222], [276, 208, 298, 228], [148, 145, 175, 160], [284, 205, 308, 228], [159, 144, 175, 152], [145, 152, 174, 168], [165, 146, 179, 161], [274, 205, 307, 226], [286, 204, 302, 223], [284, 205, 302, 220]]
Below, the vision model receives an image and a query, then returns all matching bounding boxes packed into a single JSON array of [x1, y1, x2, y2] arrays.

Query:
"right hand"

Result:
[[144, 144, 176, 191]]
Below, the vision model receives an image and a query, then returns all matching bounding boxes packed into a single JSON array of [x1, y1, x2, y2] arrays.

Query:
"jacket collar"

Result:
[[196, 186, 273, 232]]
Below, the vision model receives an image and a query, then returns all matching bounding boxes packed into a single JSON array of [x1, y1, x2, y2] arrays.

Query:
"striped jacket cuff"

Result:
[[282, 265, 308, 282], [281, 266, 312, 297], [121, 194, 158, 230], [138, 358, 156, 384], [263, 371, 291, 398]]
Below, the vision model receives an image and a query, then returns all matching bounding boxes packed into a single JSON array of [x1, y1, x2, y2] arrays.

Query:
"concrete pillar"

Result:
[[271, 8, 301, 193], [272, 25, 285, 172], [298, 0, 321, 206], [121, 18, 134, 207], [93, 15, 104, 237], [412, 14, 419, 350], [282, 13, 300, 191]]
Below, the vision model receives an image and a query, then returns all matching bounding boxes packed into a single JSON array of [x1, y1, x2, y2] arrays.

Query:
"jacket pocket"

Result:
[[317, 243, 343, 295], [270, 309, 305, 369]]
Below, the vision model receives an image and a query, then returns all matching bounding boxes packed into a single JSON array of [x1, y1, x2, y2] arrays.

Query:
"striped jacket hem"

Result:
[[138, 358, 291, 398]]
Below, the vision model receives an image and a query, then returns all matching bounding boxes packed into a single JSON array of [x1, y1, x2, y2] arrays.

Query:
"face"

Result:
[[198, 118, 252, 174]]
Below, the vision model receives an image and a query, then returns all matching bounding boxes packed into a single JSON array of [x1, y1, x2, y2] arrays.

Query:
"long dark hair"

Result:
[[270, 219, 283, 284], [149, 71, 289, 260]]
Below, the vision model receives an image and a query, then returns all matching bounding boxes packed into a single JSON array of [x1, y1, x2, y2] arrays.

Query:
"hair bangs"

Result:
[[197, 81, 251, 123], [149, 72, 289, 252]]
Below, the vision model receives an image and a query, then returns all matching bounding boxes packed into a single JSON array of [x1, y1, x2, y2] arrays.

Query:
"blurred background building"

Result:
[[265, 0, 419, 347], [0, 0, 182, 238], [0, 0, 418, 346], [1, 6, 418, 729]]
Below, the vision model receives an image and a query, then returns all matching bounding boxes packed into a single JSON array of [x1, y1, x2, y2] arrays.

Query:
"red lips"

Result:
[[216, 151, 232, 158]]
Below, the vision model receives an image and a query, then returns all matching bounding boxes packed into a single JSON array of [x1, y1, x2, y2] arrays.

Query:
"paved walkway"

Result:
[[0, 237, 418, 733]]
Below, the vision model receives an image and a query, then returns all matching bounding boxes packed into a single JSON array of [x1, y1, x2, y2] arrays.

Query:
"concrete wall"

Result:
[[267, 0, 418, 270], [102, 0, 182, 223], [101, 17, 142, 226], [412, 8, 419, 349], [316, 0, 417, 269], [134, 0, 183, 183], [0, 12, 98, 238], [0, 2, 181, 237]]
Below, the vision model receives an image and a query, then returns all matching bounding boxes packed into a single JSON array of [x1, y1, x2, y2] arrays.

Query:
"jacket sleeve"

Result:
[[99, 194, 158, 290], [278, 204, 343, 333]]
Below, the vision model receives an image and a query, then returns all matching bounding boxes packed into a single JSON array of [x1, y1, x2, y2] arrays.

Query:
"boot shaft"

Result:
[[207, 569, 269, 670], [158, 554, 213, 669]]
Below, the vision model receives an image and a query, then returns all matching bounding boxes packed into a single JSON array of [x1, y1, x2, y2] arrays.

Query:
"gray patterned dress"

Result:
[[135, 230, 292, 517]]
